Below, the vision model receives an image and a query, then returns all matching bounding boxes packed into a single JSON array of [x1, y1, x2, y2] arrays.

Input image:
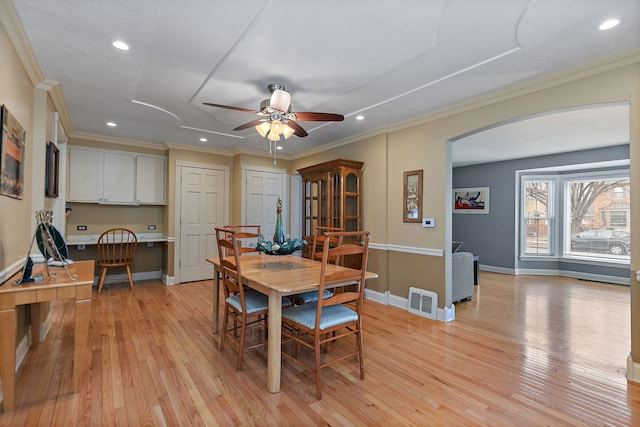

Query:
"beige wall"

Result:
[[0, 7, 66, 363]]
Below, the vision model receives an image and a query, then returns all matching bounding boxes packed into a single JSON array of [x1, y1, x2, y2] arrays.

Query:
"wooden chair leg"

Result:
[[98, 266, 108, 293], [220, 309, 229, 351], [126, 265, 134, 290], [314, 335, 323, 400], [237, 317, 247, 370]]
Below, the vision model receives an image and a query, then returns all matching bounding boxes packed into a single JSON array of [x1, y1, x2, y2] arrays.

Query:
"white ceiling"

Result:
[[11, 0, 639, 165]]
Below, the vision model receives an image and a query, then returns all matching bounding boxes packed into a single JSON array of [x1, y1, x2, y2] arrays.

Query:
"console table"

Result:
[[0, 260, 94, 411]]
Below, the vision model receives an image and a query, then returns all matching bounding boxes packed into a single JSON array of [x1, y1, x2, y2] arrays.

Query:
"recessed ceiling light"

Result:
[[199, 137, 207, 142], [112, 40, 130, 50], [356, 115, 365, 120], [106, 122, 117, 127], [599, 19, 620, 30]]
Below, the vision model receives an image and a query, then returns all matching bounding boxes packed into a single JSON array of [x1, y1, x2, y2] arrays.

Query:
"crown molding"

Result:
[[164, 141, 230, 156], [70, 131, 166, 152], [0, 0, 44, 86], [231, 146, 293, 161], [1, 1, 76, 137]]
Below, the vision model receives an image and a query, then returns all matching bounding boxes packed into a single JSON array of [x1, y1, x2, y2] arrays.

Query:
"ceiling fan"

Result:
[[203, 84, 344, 142]]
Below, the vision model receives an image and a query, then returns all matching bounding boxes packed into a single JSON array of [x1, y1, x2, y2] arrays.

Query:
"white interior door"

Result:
[[245, 169, 286, 239], [180, 166, 226, 282]]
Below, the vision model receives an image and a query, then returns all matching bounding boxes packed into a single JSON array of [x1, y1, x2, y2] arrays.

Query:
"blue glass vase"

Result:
[[273, 198, 285, 244]]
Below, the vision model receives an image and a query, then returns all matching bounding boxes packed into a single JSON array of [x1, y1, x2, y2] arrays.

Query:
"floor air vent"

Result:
[[408, 287, 438, 320]]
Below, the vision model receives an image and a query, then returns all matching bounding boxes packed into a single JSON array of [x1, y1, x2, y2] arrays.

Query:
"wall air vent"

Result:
[[408, 287, 438, 320]]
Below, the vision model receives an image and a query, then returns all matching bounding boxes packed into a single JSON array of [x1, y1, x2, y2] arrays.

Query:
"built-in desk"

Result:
[[66, 232, 166, 246], [0, 260, 94, 411]]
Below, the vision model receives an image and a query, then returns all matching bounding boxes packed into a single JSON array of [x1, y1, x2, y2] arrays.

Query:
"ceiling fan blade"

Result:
[[286, 120, 308, 137], [294, 112, 344, 122], [203, 102, 258, 114], [234, 119, 266, 131]]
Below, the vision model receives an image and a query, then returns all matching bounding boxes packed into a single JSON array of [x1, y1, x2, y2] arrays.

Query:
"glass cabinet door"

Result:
[[345, 172, 359, 232]]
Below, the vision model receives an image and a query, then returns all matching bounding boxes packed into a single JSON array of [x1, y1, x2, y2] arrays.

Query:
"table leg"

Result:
[[30, 303, 42, 348], [0, 308, 17, 411], [73, 299, 90, 393], [266, 290, 282, 393], [212, 266, 220, 334]]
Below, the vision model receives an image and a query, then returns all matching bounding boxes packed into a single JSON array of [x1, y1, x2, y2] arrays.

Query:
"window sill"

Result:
[[520, 254, 630, 268]]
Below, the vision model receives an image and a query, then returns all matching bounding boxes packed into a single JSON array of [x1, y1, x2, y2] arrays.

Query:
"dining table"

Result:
[[206, 253, 378, 393]]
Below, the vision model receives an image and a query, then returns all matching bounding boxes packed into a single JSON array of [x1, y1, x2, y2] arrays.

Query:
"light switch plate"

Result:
[[422, 218, 435, 228]]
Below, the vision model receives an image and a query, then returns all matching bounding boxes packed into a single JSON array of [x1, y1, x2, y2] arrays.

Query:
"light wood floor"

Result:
[[1, 272, 639, 426]]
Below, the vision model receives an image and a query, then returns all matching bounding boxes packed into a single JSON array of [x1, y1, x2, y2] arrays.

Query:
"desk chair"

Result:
[[281, 230, 370, 399], [97, 228, 138, 293]]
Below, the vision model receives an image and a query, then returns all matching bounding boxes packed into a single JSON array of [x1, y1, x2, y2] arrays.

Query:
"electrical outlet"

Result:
[[147, 225, 156, 230], [78, 244, 86, 250], [77, 225, 87, 231], [422, 218, 435, 228], [146, 242, 154, 247]]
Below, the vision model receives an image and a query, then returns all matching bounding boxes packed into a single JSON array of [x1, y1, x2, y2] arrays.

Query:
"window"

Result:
[[523, 179, 552, 255], [520, 170, 630, 262]]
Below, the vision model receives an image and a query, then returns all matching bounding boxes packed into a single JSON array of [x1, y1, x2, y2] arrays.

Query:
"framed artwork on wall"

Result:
[[45, 141, 60, 198], [0, 105, 26, 199], [453, 186, 490, 214], [403, 170, 423, 223]]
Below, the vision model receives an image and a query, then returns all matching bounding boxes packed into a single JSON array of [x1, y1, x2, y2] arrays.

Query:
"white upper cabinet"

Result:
[[136, 155, 166, 204], [68, 147, 104, 202], [103, 151, 136, 204], [68, 146, 166, 205]]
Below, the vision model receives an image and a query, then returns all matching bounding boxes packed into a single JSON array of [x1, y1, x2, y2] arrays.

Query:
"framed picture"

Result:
[[453, 186, 490, 214], [45, 141, 60, 198], [0, 105, 26, 199], [403, 170, 423, 223]]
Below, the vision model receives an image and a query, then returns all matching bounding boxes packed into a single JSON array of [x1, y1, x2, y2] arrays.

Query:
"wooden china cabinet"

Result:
[[298, 159, 364, 261]]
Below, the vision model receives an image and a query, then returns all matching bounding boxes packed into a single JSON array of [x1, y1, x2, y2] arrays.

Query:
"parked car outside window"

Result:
[[570, 229, 631, 255]]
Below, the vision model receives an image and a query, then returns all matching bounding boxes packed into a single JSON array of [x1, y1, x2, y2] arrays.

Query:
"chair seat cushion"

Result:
[[226, 292, 291, 314], [291, 289, 333, 304], [282, 303, 358, 331]]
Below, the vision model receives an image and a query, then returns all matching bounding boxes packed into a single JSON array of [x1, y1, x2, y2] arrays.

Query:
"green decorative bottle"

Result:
[[273, 198, 285, 244]]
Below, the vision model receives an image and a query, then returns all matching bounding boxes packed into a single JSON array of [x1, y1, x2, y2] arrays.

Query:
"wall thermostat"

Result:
[[422, 218, 435, 228]]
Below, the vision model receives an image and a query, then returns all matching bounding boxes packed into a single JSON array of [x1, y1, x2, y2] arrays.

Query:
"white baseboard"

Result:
[[162, 273, 175, 285], [364, 288, 454, 322], [627, 354, 640, 383], [438, 305, 455, 322], [97, 270, 162, 287]]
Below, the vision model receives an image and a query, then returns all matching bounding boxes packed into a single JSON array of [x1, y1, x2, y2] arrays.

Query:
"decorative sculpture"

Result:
[[16, 210, 76, 284]]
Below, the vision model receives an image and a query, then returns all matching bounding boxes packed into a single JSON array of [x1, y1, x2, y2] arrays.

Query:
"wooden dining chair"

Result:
[[310, 226, 344, 262], [223, 224, 261, 255], [291, 227, 345, 305], [281, 230, 370, 399], [216, 227, 287, 370], [97, 228, 138, 293]]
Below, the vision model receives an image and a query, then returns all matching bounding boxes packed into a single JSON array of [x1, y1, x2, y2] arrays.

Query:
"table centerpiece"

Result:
[[256, 198, 306, 255]]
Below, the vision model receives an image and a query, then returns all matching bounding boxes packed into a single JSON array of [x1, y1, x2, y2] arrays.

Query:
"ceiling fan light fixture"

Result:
[[282, 124, 295, 139], [270, 89, 291, 112], [270, 119, 284, 135], [255, 121, 270, 137], [267, 131, 280, 141]]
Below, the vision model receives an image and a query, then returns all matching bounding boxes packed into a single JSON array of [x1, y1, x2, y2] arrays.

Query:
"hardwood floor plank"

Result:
[[1, 273, 639, 425]]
